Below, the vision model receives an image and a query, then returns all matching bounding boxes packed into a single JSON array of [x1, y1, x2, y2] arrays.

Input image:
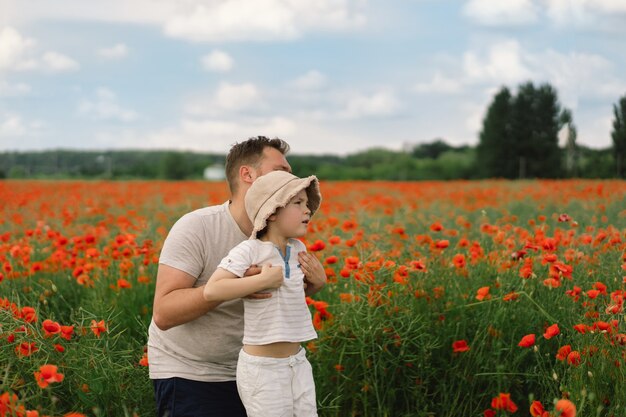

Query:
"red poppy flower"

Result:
[[530, 400, 545, 417], [542, 253, 558, 264], [452, 254, 466, 268], [452, 340, 470, 353], [491, 393, 518, 413], [556, 345, 572, 361], [567, 351, 581, 366], [328, 235, 341, 245], [435, 240, 449, 249], [558, 214, 572, 222], [555, 399, 576, 417], [502, 292, 519, 302], [475, 286, 491, 301], [543, 323, 560, 339], [430, 222, 443, 232], [42, 319, 61, 337], [60, 325, 74, 340], [90, 320, 107, 338], [518, 334, 536, 348], [139, 352, 149, 367], [34, 364, 64, 388], [586, 289, 600, 299], [16, 341, 38, 356], [117, 278, 132, 289], [20, 306, 37, 323], [325, 256, 338, 265], [308, 240, 326, 252]]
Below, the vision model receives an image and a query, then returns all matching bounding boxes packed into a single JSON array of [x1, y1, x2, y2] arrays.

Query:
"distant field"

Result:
[[1, 179, 625, 416]]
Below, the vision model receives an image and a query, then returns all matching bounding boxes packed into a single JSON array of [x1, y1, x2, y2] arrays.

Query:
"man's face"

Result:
[[251, 147, 292, 180]]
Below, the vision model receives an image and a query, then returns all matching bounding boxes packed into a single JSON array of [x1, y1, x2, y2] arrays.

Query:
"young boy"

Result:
[[203, 170, 322, 417]]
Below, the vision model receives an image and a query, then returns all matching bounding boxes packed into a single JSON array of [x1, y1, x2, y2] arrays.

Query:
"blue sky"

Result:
[[1, 0, 625, 155]]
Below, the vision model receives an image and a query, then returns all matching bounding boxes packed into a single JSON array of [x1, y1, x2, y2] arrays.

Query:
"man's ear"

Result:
[[239, 165, 254, 185]]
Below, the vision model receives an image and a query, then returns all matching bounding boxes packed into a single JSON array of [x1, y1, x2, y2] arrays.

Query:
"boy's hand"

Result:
[[243, 264, 262, 277], [261, 264, 284, 289], [243, 264, 273, 299], [298, 252, 326, 295]]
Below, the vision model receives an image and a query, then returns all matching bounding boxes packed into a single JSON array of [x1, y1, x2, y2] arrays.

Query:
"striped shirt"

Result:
[[217, 238, 317, 345]]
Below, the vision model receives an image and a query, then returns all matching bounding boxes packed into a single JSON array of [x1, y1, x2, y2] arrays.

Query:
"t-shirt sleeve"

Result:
[[159, 213, 206, 278], [217, 241, 255, 278]]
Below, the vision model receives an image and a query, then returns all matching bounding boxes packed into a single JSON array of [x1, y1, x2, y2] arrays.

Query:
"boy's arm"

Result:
[[298, 251, 327, 296], [203, 264, 284, 302]]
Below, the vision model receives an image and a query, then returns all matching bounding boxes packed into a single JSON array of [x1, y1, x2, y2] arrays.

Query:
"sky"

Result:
[[1, 0, 625, 156]]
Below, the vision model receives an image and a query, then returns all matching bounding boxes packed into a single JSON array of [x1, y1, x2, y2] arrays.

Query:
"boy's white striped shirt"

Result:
[[217, 238, 317, 345]]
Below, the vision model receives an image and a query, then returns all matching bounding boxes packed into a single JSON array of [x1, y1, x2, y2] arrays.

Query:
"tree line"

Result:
[[1, 86, 625, 181], [477, 82, 625, 179]]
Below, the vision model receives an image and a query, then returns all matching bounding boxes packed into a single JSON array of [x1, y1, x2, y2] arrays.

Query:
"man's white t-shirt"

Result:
[[147, 202, 248, 382]]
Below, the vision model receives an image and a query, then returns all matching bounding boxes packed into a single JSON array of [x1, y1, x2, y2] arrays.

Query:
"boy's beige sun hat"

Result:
[[245, 170, 322, 239]]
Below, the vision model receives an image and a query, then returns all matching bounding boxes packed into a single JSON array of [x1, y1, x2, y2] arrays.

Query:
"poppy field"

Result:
[[1, 179, 626, 417]]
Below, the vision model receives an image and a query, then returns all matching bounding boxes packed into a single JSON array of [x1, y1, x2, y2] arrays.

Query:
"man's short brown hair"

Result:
[[225, 136, 290, 193]]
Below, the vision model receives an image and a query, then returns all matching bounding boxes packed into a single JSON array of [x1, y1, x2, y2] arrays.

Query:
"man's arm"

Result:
[[203, 265, 283, 303], [152, 264, 222, 331]]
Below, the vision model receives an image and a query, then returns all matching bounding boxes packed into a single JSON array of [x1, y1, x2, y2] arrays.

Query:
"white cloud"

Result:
[[0, 113, 26, 136], [181, 116, 295, 139], [340, 90, 401, 119], [42, 51, 79, 72], [463, 102, 487, 136], [0, 26, 37, 71], [545, 0, 589, 25], [463, 40, 534, 85], [0, 27, 79, 73], [529, 50, 624, 109], [215, 82, 260, 111], [186, 82, 261, 116], [0, 79, 31, 96], [290, 70, 327, 90], [98, 43, 129, 59], [463, 0, 538, 26], [95, 115, 296, 152], [163, 0, 366, 42], [78, 87, 138, 122], [201, 50, 234, 72], [0, 112, 43, 139], [414, 72, 463, 94], [546, 0, 626, 26], [4, 0, 364, 43]]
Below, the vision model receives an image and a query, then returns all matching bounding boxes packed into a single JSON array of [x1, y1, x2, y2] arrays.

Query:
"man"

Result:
[[148, 136, 327, 416]]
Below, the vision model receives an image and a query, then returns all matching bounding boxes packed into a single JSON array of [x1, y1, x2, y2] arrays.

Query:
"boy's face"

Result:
[[269, 189, 311, 238]]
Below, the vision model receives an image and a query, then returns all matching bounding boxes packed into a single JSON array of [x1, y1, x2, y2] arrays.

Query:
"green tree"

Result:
[[478, 82, 566, 179], [476, 87, 514, 178], [161, 152, 189, 180], [511, 82, 564, 178], [412, 139, 453, 159], [611, 94, 626, 178]]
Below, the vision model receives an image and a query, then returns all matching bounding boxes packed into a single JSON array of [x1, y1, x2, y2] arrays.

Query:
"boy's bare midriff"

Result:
[[243, 341, 301, 358]]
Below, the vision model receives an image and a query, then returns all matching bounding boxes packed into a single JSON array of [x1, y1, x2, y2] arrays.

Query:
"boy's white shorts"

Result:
[[237, 347, 318, 417]]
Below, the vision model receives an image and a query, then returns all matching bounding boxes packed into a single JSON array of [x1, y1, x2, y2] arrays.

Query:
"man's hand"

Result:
[[298, 252, 327, 296], [243, 264, 273, 300]]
